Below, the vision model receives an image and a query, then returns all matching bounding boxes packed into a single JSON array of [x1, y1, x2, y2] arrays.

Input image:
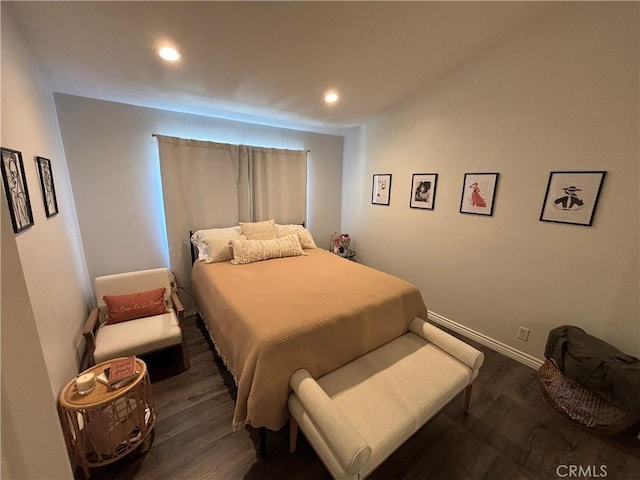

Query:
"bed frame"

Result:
[[187, 221, 350, 458], [189, 228, 269, 455], [189, 230, 197, 264]]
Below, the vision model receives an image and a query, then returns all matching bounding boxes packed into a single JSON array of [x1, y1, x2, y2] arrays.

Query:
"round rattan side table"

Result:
[[57, 357, 156, 478]]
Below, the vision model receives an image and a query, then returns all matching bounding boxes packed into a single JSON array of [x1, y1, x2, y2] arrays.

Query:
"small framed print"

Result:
[[372, 173, 392, 206], [459, 172, 499, 216], [36, 156, 59, 217], [410, 173, 438, 210], [1, 147, 34, 233], [540, 171, 606, 227]]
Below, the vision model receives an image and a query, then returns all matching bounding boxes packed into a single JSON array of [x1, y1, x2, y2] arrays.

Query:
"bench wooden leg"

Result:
[[290, 417, 299, 453], [464, 384, 473, 415]]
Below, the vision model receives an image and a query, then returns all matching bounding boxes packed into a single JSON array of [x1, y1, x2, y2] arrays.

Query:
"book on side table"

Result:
[[97, 356, 138, 389]]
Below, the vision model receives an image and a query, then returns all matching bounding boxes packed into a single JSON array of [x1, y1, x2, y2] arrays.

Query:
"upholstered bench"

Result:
[[288, 317, 484, 480]]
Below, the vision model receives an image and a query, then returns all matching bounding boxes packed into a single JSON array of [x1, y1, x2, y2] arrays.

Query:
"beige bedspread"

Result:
[[192, 249, 427, 431]]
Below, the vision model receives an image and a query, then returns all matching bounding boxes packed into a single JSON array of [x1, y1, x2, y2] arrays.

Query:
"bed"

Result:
[[191, 230, 428, 432]]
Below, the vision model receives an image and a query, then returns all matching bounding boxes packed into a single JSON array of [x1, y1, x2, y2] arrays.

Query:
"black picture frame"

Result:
[[36, 156, 59, 217], [1, 147, 34, 233], [539, 171, 606, 227], [372, 173, 392, 206], [409, 173, 438, 210], [459, 172, 499, 216]]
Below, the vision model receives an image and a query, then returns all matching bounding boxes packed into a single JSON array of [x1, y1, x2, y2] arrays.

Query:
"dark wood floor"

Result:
[[85, 315, 639, 480]]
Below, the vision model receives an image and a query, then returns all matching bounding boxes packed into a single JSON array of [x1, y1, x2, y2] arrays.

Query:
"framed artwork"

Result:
[[372, 173, 392, 205], [1, 147, 34, 233], [459, 172, 499, 216], [36, 156, 59, 217], [410, 173, 438, 210], [539, 171, 606, 226]]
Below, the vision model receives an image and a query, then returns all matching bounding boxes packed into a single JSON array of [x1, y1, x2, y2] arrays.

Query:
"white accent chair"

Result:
[[83, 268, 190, 369], [288, 317, 483, 480]]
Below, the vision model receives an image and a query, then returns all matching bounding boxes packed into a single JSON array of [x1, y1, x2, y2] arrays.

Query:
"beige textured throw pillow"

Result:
[[240, 219, 278, 240], [231, 234, 306, 264], [276, 224, 317, 249], [203, 235, 247, 263]]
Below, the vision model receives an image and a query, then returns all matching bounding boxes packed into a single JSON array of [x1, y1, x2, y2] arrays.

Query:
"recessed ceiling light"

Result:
[[324, 91, 339, 104], [158, 46, 181, 62]]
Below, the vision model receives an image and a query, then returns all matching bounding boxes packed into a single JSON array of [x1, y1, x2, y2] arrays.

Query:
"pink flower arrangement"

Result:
[[331, 232, 351, 254]]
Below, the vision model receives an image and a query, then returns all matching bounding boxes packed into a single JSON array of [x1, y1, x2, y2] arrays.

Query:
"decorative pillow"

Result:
[[103, 287, 167, 324], [240, 219, 278, 240], [276, 224, 317, 249], [203, 234, 247, 263], [231, 234, 306, 265], [191, 226, 244, 263]]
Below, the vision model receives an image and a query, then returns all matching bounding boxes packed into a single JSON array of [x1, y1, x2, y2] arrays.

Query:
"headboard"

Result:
[[189, 230, 197, 265]]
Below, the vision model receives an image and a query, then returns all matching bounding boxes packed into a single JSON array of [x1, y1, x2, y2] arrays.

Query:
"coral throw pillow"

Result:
[[104, 287, 167, 324]]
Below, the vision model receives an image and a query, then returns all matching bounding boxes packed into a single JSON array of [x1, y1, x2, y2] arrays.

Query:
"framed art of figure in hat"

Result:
[[540, 171, 606, 226]]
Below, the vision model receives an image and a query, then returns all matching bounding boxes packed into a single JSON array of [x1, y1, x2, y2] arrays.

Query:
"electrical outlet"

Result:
[[517, 326, 530, 341]]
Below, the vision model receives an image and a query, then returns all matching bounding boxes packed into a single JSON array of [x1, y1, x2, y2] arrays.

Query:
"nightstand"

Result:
[[57, 357, 156, 478], [341, 249, 356, 261], [332, 249, 356, 261]]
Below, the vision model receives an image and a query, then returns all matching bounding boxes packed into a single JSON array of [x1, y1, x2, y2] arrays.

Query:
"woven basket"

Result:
[[538, 359, 637, 435]]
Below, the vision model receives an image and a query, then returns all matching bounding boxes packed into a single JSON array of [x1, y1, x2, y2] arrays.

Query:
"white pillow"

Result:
[[191, 226, 243, 263], [230, 234, 306, 265], [276, 224, 317, 249], [190, 236, 210, 262], [193, 226, 242, 241]]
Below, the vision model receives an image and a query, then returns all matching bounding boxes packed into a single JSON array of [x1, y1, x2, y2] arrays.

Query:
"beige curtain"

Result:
[[157, 135, 307, 288], [157, 135, 243, 287], [247, 146, 307, 224]]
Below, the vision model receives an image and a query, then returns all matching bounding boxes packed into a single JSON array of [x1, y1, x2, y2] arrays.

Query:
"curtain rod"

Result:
[[151, 133, 310, 152]]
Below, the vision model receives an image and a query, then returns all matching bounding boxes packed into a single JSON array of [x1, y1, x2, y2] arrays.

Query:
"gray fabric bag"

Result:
[[545, 325, 640, 416]]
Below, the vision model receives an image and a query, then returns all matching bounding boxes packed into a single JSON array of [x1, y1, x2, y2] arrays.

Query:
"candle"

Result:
[[76, 372, 96, 395]]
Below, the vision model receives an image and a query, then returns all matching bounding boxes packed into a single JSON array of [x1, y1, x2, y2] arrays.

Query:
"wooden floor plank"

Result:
[[84, 315, 640, 480]]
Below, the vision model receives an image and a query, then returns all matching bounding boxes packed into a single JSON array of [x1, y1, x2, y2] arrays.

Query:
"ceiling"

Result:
[[5, 1, 561, 134]]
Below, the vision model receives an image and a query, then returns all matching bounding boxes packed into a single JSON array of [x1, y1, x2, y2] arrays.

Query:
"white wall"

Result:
[[1, 9, 87, 479], [54, 95, 344, 286], [1, 192, 73, 480], [342, 2, 639, 360]]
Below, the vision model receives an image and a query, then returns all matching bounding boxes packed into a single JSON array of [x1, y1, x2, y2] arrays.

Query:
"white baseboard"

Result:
[[427, 310, 544, 370]]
